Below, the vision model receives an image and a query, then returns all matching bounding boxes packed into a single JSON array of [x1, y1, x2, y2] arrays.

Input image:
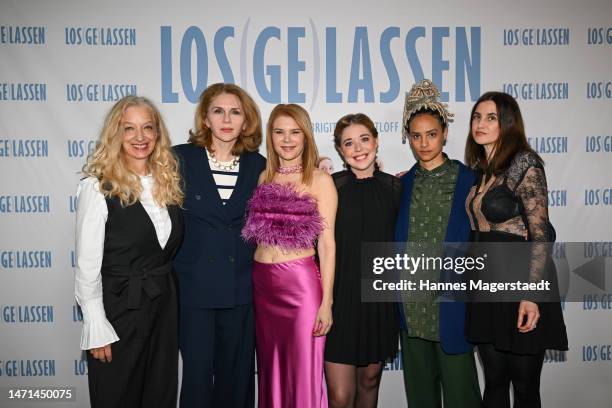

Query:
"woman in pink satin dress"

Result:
[[242, 104, 337, 407]]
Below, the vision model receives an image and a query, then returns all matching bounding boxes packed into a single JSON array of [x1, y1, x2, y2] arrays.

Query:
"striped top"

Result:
[[207, 150, 239, 205]]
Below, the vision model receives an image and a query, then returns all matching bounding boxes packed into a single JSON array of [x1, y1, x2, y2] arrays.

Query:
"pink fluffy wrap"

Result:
[[241, 182, 324, 250]]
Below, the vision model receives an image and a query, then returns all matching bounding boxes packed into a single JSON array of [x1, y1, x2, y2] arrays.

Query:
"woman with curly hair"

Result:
[[396, 80, 481, 408], [75, 95, 184, 408]]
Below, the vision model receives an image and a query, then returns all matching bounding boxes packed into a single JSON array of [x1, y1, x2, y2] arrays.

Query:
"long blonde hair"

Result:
[[83, 96, 183, 207], [189, 83, 262, 155], [263, 104, 319, 185]]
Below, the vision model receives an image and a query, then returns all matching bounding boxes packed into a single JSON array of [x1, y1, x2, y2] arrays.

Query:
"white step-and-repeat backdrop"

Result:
[[1, 0, 611, 406]]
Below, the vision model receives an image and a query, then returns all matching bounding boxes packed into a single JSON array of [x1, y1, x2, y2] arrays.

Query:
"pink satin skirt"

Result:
[[253, 256, 328, 408]]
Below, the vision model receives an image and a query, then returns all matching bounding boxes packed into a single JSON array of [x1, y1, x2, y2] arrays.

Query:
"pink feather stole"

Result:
[[242, 182, 324, 250]]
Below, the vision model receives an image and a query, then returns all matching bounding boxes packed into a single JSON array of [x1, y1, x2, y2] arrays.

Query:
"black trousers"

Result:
[[478, 344, 545, 408], [179, 304, 255, 408], [87, 273, 178, 408]]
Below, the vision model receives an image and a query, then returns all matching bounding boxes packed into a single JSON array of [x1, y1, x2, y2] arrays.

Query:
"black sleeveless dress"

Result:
[[465, 151, 567, 354], [324, 170, 401, 365]]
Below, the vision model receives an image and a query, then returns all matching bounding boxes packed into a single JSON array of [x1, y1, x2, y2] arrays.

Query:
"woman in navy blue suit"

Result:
[[173, 83, 266, 408]]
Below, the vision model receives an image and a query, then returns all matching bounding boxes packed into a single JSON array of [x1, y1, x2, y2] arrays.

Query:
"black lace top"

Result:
[[466, 150, 552, 282]]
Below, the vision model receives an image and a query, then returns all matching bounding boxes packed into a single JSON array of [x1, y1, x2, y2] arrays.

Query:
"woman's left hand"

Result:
[[313, 303, 333, 337], [517, 300, 540, 333]]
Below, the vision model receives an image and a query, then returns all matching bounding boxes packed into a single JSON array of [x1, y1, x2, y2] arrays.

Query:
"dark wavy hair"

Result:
[[465, 91, 542, 175]]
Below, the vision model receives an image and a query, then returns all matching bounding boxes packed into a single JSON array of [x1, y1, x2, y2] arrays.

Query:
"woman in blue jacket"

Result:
[[173, 83, 266, 408], [395, 80, 481, 408]]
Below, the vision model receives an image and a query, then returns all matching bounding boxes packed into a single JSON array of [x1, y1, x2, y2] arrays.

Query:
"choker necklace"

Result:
[[276, 164, 303, 174], [207, 149, 239, 171]]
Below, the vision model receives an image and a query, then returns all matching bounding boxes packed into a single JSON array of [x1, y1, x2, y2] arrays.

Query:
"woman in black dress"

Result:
[[464, 92, 568, 408], [324, 113, 400, 408]]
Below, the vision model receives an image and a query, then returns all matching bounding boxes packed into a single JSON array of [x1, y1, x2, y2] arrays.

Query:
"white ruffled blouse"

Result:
[[74, 176, 171, 350]]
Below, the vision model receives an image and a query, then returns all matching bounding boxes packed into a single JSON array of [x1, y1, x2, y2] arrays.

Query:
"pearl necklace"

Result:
[[276, 164, 303, 174], [207, 149, 239, 171]]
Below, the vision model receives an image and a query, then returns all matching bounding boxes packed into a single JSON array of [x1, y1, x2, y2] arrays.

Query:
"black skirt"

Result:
[[465, 230, 568, 354]]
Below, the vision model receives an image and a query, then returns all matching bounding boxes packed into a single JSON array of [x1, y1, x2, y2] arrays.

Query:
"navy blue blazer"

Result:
[[173, 143, 266, 308], [395, 160, 476, 354]]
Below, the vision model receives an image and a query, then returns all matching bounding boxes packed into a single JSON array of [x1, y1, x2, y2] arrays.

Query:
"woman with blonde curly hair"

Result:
[[75, 95, 184, 408]]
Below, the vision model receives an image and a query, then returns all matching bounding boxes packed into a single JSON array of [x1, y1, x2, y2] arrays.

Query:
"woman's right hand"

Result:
[[517, 300, 540, 333], [90, 344, 112, 363]]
